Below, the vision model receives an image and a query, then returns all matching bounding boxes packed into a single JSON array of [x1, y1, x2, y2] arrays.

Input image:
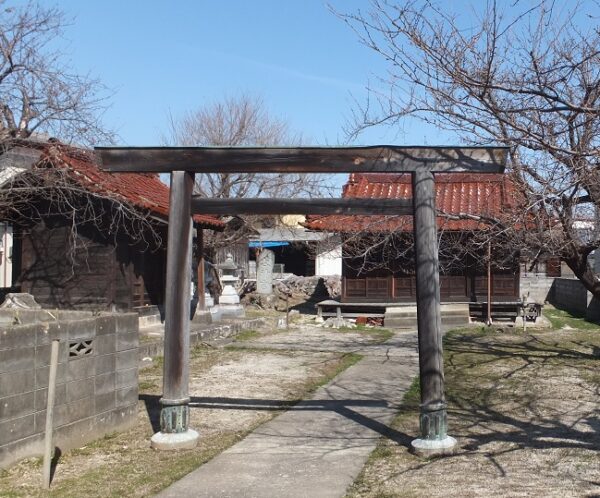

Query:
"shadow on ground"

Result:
[[139, 394, 413, 447], [441, 332, 599, 455]]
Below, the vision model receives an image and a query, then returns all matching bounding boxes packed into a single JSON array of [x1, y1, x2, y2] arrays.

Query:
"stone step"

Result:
[[385, 309, 470, 318], [384, 303, 470, 329], [384, 315, 470, 329]]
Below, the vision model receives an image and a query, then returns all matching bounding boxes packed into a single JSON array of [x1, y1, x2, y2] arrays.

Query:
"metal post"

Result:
[[411, 170, 456, 455], [151, 170, 199, 450]]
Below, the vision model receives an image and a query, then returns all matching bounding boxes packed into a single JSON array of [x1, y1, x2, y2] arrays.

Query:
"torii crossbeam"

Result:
[[97, 145, 507, 455]]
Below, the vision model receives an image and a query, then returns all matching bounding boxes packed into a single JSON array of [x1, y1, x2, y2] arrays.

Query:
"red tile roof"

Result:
[[36, 143, 223, 229], [305, 173, 514, 232]]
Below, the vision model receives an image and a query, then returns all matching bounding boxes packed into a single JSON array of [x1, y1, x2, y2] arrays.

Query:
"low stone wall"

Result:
[[0, 310, 138, 469], [139, 317, 267, 359], [133, 305, 163, 328], [549, 278, 600, 321]]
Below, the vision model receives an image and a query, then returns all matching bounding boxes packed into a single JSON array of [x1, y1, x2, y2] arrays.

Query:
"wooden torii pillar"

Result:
[[154, 170, 197, 448], [411, 170, 453, 453], [97, 146, 507, 454]]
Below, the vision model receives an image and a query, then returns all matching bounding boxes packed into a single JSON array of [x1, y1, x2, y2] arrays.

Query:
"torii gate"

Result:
[[97, 145, 507, 455]]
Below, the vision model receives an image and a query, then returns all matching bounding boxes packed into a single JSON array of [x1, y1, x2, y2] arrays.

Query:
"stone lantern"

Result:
[[214, 253, 245, 319]]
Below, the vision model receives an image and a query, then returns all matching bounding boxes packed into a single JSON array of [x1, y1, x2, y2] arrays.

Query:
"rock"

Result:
[[273, 276, 341, 300], [242, 275, 342, 309], [260, 294, 278, 307], [0, 293, 41, 309], [321, 317, 355, 329]]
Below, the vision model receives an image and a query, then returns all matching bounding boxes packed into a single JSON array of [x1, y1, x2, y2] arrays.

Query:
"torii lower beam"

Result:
[[190, 197, 413, 216]]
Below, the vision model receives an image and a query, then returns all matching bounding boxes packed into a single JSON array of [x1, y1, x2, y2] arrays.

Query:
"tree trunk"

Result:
[[564, 252, 600, 299]]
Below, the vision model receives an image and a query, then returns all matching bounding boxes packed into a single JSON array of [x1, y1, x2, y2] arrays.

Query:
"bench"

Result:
[[469, 301, 543, 322], [315, 300, 387, 319]]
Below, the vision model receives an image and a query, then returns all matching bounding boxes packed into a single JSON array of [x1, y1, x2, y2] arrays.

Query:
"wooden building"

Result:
[[2, 141, 223, 310], [305, 172, 528, 304]]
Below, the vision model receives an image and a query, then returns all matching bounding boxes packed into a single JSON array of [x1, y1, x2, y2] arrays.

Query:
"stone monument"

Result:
[[256, 248, 275, 295]]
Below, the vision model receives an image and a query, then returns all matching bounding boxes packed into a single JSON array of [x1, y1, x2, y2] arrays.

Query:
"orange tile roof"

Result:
[[37, 143, 223, 229], [305, 173, 514, 232]]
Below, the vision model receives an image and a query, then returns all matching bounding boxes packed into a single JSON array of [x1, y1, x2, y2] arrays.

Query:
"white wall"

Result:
[[0, 223, 12, 288], [315, 235, 342, 276]]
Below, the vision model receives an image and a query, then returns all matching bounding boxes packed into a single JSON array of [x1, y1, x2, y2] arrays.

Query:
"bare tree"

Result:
[[163, 94, 332, 253], [163, 94, 324, 199], [0, 1, 113, 146], [0, 3, 165, 284], [338, 0, 600, 297]]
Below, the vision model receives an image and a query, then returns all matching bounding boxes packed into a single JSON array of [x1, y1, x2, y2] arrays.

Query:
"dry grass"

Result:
[[347, 326, 600, 498], [0, 345, 359, 498]]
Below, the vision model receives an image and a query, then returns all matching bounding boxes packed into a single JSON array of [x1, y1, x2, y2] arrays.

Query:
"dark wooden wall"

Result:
[[16, 219, 165, 311], [342, 273, 520, 303], [342, 243, 520, 303], [341, 232, 522, 303]]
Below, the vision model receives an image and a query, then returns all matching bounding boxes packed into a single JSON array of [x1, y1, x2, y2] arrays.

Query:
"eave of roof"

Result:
[[249, 227, 328, 242], [25, 141, 223, 230], [305, 172, 515, 232]]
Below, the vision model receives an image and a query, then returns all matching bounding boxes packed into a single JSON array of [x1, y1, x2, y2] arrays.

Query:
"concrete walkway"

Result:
[[157, 331, 419, 498]]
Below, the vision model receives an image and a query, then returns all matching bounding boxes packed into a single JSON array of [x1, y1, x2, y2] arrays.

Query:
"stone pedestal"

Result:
[[216, 276, 245, 318], [411, 435, 457, 457], [193, 289, 214, 324], [151, 429, 200, 450], [192, 309, 212, 324], [220, 283, 240, 305], [215, 304, 245, 319]]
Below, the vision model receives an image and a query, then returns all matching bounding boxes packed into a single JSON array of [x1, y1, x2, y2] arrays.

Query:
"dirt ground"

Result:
[[233, 322, 393, 352], [0, 327, 363, 498], [5, 314, 596, 498], [346, 326, 600, 498]]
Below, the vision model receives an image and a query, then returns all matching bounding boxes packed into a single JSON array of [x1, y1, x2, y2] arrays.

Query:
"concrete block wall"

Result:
[[0, 311, 139, 469], [519, 271, 556, 304], [550, 278, 600, 321]]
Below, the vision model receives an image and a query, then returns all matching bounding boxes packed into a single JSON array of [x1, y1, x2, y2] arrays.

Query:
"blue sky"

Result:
[[30, 0, 449, 147], [20, 1, 599, 148]]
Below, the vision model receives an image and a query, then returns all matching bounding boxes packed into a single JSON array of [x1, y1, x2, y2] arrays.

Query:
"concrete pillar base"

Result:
[[192, 309, 212, 324], [150, 429, 200, 451], [411, 435, 457, 457], [213, 304, 245, 319]]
